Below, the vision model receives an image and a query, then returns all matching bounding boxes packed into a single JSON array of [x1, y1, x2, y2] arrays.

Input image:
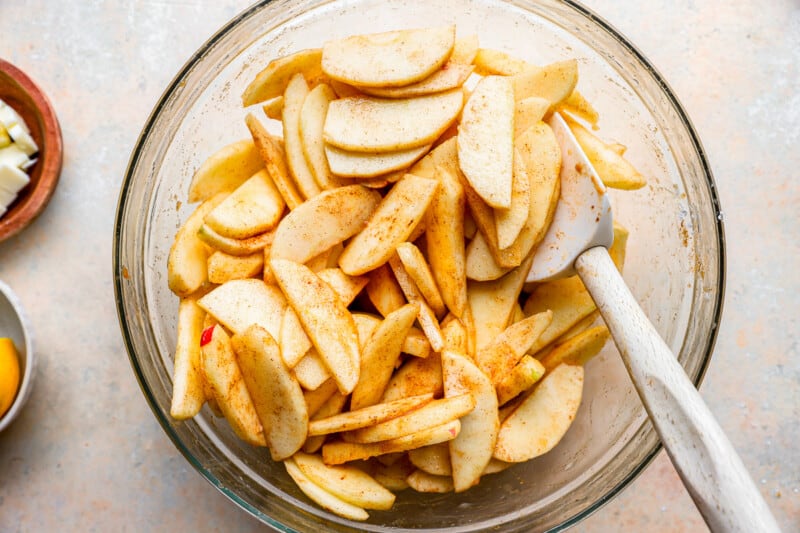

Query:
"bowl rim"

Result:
[[113, 0, 726, 530], [0, 58, 64, 244], [0, 279, 36, 433]]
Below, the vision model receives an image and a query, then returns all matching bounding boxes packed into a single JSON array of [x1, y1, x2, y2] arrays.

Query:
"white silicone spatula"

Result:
[[528, 112, 780, 533]]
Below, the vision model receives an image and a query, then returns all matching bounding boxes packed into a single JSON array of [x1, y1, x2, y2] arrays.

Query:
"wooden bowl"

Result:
[[0, 59, 63, 243]]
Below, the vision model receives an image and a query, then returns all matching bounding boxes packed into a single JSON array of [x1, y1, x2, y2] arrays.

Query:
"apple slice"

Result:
[[321, 25, 455, 88], [198, 278, 286, 339], [495, 121, 561, 268], [495, 355, 546, 406], [350, 303, 420, 410], [309, 393, 433, 436], [232, 325, 308, 461], [365, 264, 406, 317], [539, 325, 610, 371], [494, 363, 584, 462], [271, 259, 361, 395], [325, 143, 431, 178], [442, 349, 499, 492], [293, 452, 396, 510], [465, 231, 510, 282], [515, 96, 550, 137], [472, 48, 529, 76], [207, 251, 264, 284], [204, 169, 285, 239], [245, 113, 304, 209], [406, 470, 454, 493], [187, 140, 263, 203], [408, 443, 451, 476], [201, 324, 266, 447], [339, 174, 439, 276], [523, 275, 598, 354], [450, 34, 479, 65], [388, 255, 445, 353], [282, 73, 322, 200], [242, 48, 324, 106], [323, 90, 463, 152], [299, 83, 342, 190], [197, 224, 275, 256], [262, 96, 283, 120], [271, 184, 381, 265], [357, 63, 474, 99], [475, 311, 552, 385], [284, 458, 369, 521], [458, 75, 515, 208], [167, 193, 226, 297], [512, 59, 578, 108], [425, 164, 467, 317], [468, 251, 534, 350], [381, 352, 443, 402], [170, 296, 206, 420], [395, 243, 446, 318], [495, 148, 531, 249], [321, 419, 461, 465], [293, 349, 332, 391]]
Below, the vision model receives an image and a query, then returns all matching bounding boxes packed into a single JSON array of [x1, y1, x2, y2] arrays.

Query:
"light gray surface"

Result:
[[0, 1, 797, 531]]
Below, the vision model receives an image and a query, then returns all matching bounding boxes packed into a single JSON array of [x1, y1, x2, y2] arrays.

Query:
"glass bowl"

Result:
[[113, 0, 724, 531]]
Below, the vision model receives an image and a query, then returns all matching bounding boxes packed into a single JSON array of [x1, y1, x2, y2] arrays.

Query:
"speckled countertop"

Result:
[[0, 1, 797, 531]]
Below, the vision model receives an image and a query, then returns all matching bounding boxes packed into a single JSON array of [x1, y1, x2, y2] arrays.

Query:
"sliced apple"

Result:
[[472, 48, 529, 76], [350, 303, 420, 410], [468, 251, 534, 350], [357, 63, 474, 99], [496, 121, 561, 267], [204, 169, 285, 239], [565, 117, 646, 190], [560, 90, 599, 127], [303, 391, 348, 454], [408, 443, 451, 476], [381, 351, 443, 402], [293, 452, 396, 510], [167, 193, 226, 297], [207, 251, 264, 284], [294, 349, 332, 391], [271, 184, 380, 265], [365, 264, 406, 317], [242, 48, 324, 106], [187, 140, 263, 203], [198, 278, 286, 339], [322, 419, 461, 465], [608, 221, 630, 272], [321, 25, 455, 87], [299, 83, 343, 190], [325, 143, 431, 178], [201, 324, 266, 447], [348, 393, 474, 444], [388, 255, 445, 353], [170, 296, 206, 420], [457, 75, 515, 208], [450, 34, 479, 65], [465, 231, 510, 281], [512, 59, 578, 108], [323, 90, 463, 152], [442, 350, 499, 492], [515, 96, 550, 137], [539, 325, 610, 371], [197, 224, 275, 256], [475, 311, 552, 385], [494, 363, 584, 462], [523, 275, 598, 354], [495, 148, 531, 249], [262, 95, 283, 120], [395, 243, 446, 318], [271, 259, 361, 394], [232, 325, 308, 460], [245, 113, 304, 209], [495, 355, 546, 406], [282, 73, 323, 200], [284, 458, 369, 521], [339, 174, 438, 276], [309, 393, 433, 436], [406, 470, 454, 493], [304, 379, 339, 418], [425, 164, 467, 318]]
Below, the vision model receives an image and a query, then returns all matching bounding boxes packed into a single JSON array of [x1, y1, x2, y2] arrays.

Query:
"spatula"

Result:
[[527, 112, 780, 533]]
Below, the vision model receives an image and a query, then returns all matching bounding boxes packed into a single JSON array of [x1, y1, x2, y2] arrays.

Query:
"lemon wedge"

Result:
[[0, 337, 21, 417]]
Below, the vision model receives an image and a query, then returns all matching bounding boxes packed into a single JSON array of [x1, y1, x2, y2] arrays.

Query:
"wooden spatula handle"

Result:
[[575, 246, 780, 533]]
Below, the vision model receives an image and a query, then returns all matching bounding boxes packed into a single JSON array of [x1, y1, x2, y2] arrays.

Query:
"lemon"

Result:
[[0, 337, 21, 417]]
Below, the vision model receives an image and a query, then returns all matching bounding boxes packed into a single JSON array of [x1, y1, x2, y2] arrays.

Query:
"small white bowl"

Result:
[[0, 279, 35, 432]]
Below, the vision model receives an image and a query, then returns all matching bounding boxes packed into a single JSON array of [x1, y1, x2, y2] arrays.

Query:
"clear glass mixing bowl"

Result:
[[114, 0, 725, 530]]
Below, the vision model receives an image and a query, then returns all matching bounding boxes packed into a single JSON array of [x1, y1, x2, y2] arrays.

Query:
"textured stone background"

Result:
[[0, 1, 797, 531]]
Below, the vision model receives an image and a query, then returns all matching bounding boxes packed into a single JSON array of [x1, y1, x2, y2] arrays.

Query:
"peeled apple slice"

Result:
[[323, 90, 463, 153], [322, 25, 455, 88]]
